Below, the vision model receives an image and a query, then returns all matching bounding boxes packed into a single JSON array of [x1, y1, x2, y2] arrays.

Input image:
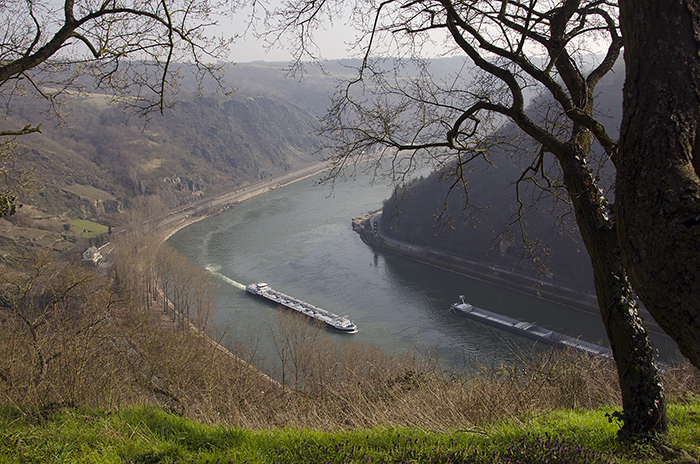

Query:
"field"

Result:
[[68, 219, 110, 238]]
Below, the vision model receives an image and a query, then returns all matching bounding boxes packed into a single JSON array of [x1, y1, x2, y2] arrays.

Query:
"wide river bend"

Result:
[[168, 171, 677, 376]]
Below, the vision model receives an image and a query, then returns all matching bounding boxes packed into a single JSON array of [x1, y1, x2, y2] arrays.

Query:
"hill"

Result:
[[2, 84, 322, 212], [0, 61, 345, 256], [376, 60, 625, 292]]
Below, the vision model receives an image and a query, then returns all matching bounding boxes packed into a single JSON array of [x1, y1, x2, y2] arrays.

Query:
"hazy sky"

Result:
[[227, 29, 358, 62], [218, 5, 608, 64], [221, 8, 360, 63]]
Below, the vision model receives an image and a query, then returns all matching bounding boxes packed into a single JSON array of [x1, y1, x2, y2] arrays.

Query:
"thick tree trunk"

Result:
[[618, 0, 700, 368], [560, 142, 667, 436]]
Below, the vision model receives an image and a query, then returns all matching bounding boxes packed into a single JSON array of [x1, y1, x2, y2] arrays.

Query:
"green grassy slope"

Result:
[[1, 401, 697, 464]]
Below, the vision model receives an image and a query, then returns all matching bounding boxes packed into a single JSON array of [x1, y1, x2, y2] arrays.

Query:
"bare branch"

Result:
[[0, 124, 43, 137], [0, 0, 234, 121]]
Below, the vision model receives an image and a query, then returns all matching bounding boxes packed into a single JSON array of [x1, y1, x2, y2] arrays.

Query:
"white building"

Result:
[[82, 246, 103, 264]]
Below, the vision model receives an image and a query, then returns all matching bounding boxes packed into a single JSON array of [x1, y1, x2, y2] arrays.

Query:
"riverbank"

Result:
[[145, 162, 330, 392], [158, 161, 329, 241], [352, 213, 598, 312]]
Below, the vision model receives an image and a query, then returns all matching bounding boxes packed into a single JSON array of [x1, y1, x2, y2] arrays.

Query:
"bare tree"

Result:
[[269, 309, 324, 390], [0, 0, 235, 215], [190, 267, 218, 332], [263, 0, 667, 436], [0, 140, 36, 217], [0, 251, 121, 409], [617, 0, 700, 369]]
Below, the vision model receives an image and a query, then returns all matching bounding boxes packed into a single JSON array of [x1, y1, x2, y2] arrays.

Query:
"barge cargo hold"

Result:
[[451, 296, 611, 358], [246, 282, 358, 333]]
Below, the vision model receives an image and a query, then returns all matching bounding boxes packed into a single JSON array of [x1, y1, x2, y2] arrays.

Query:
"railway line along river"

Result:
[[167, 168, 679, 376]]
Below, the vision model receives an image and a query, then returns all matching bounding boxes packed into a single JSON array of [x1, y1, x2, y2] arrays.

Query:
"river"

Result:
[[168, 169, 678, 375]]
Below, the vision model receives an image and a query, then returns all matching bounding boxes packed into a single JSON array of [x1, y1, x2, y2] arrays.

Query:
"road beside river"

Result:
[[158, 162, 329, 241]]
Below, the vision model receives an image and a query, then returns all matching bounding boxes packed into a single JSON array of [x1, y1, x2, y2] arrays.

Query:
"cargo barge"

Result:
[[451, 296, 611, 357], [246, 282, 358, 333]]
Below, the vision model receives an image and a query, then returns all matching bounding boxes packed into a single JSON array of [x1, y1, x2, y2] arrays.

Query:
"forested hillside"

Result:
[[378, 61, 624, 291], [0, 63, 333, 217], [0, 61, 346, 257]]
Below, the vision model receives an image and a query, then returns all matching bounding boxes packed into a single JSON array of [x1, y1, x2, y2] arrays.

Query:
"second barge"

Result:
[[247, 282, 358, 333], [451, 296, 611, 358]]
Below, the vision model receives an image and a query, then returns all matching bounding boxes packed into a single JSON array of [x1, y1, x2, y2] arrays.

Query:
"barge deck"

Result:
[[247, 282, 357, 333], [451, 296, 611, 357]]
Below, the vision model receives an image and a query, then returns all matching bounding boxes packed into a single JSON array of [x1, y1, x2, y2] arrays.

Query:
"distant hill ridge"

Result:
[[2, 73, 326, 217]]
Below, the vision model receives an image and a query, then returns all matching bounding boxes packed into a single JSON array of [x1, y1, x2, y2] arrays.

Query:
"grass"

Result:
[[68, 218, 109, 238], [0, 400, 698, 464]]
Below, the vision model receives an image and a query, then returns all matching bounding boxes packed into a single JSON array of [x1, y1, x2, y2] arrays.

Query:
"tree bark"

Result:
[[514, 96, 668, 434], [618, 0, 700, 368], [559, 142, 667, 436]]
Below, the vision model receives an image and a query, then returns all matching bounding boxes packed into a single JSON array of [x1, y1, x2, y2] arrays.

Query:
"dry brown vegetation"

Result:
[[1, 231, 698, 431]]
